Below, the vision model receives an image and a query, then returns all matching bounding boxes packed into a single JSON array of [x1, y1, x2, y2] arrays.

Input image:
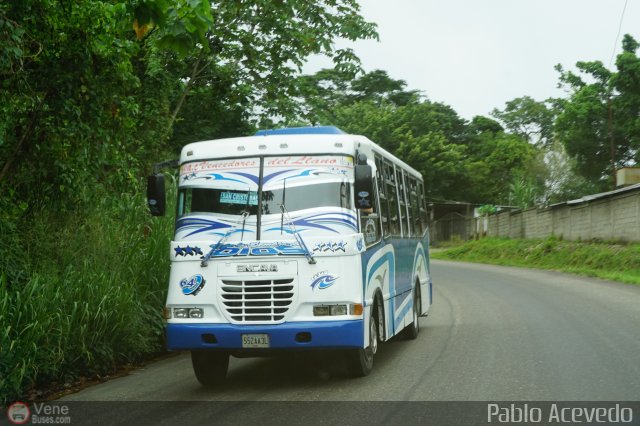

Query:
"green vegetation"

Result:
[[433, 237, 640, 285], [290, 69, 539, 204], [0, 0, 377, 404], [2, 0, 640, 405], [0, 185, 175, 402], [286, 33, 640, 206]]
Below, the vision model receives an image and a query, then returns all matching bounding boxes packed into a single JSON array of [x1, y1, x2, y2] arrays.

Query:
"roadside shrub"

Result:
[[0, 180, 174, 404], [433, 237, 640, 285]]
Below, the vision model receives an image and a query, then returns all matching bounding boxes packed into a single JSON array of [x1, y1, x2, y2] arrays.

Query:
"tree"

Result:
[[468, 115, 504, 135], [290, 68, 420, 125], [540, 141, 599, 205], [554, 62, 613, 188], [323, 95, 535, 203], [611, 34, 640, 165], [349, 69, 421, 106], [0, 0, 378, 212], [491, 96, 556, 146], [290, 68, 354, 125], [0, 1, 144, 207], [465, 131, 538, 204], [395, 130, 467, 200], [554, 34, 640, 189], [161, 0, 379, 132]]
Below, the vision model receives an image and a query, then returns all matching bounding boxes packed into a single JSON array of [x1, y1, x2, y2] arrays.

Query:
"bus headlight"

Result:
[[173, 307, 204, 318], [174, 308, 189, 318], [331, 305, 348, 316], [313, 306, 330, 316], [313, 304, 348, 316], [189, 308, 204, 318]]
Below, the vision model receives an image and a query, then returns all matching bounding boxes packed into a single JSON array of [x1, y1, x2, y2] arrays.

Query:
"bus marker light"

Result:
[[350, 304, 363, 316]]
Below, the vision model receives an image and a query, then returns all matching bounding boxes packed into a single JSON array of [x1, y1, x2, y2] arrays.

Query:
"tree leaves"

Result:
[[1, 0, 378, 214], [491, 96, 556, 146], [554, 35, 640, 189], [291, 68, 539, 204]]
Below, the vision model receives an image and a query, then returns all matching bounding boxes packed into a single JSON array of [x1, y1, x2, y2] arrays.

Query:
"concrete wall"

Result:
[[484, 189, 640, 242]]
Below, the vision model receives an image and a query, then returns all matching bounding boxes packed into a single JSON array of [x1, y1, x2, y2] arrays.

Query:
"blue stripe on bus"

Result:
[[365, 250, 395, 334], [394, 292, 414, 331]]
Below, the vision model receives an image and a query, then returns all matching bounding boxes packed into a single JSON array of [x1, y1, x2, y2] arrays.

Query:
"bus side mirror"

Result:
[[354, 163, 374, 210], [147, 174, 166, 216]]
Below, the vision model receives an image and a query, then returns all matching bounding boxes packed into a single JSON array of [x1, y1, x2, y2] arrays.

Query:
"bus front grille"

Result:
[[220, 278, 295, 323]]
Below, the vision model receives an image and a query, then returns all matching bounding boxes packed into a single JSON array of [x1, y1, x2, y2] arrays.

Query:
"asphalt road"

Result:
[[61, 260, 640, 402]]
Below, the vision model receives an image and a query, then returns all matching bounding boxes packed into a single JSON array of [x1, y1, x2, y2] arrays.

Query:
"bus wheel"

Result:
[[346, 307, 378, 377], [191, 351, 229, 387], [403, 285, 420, 340]]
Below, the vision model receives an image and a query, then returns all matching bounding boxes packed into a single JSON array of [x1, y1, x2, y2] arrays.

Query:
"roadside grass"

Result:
[[432, 237, 640, 285], [0, 181, 175, 404]]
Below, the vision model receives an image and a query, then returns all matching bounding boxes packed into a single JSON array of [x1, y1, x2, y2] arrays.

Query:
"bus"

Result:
[[147, 126, 432, 385]]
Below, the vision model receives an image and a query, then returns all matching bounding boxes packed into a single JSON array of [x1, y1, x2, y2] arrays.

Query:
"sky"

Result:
[[304, 0, 640, 120]]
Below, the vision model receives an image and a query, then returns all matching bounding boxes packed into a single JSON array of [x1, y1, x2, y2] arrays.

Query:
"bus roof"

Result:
[[254, 126, 346, 136]]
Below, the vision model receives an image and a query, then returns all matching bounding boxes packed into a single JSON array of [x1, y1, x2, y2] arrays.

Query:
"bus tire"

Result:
[[403, 285, 420, 340], [346, 306, 378, 377], [191, 350, 229, 387]]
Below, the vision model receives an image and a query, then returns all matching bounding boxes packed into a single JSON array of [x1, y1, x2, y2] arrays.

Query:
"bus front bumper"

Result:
[[166, 320, 364, 351]]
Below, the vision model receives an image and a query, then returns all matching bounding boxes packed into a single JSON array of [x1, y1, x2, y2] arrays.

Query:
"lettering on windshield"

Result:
[[265, 156, 353, 167], [220, 191, 258, 205], [180, 159, 259, 174]]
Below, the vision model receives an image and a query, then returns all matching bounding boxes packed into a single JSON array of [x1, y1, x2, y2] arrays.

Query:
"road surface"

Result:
[[60, 260, 640, 402]]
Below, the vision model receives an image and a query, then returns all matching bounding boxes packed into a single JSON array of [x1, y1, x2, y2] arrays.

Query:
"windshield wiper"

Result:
[[279, 180, 316, 264], [239, 187, 252, 242], [201, 211, 249, 267]]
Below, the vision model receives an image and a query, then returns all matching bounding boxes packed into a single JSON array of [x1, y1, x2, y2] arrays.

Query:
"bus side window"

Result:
[[402, 170, 412, 237], [385, 162, 399, 236], [396, 168, 407, 237], [418, 182, 428, 232], [409, 177, 421, 236], [374, 155, 389, 237], [360, 179, 382, 247]]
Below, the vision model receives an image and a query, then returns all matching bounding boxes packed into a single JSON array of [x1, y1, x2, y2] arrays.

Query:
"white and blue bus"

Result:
[[147, 126, 432, 384]]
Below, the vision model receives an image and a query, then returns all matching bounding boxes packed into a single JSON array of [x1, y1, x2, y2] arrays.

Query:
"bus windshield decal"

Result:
[[220, 191, 258, 206], [207, 242, 306, 258]]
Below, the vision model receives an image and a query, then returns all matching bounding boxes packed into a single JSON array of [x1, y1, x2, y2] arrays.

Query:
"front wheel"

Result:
[[191, 351, 229, 387], [346, 308, 378, 377]]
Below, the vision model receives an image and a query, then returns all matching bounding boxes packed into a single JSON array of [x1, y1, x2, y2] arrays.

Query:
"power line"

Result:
[[609, 0, 629, 69]]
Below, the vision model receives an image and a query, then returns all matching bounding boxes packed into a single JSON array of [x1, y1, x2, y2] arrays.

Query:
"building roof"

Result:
[[552, 182, 640, 207]]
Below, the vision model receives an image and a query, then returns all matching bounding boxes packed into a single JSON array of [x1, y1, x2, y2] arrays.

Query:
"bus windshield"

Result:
[[178, 181, 353, 217]]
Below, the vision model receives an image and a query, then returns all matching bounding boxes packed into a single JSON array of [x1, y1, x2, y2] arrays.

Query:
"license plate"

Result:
[[242, 334, 270, 348]]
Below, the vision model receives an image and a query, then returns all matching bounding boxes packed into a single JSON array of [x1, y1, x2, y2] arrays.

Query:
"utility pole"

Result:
[[607, 96, 616, 189]]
